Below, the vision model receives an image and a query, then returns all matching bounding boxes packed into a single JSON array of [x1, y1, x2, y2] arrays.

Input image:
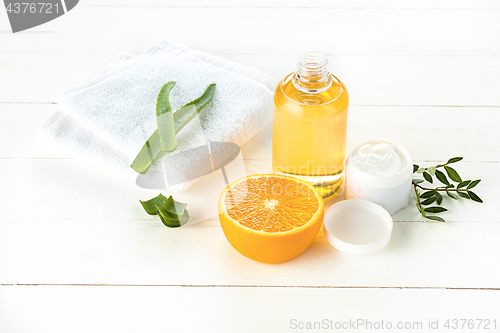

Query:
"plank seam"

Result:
[[77, 6, 500, 11], [2, 52, 500, 57], [1, 102, 500, 108], [1, 284, 499, 290]]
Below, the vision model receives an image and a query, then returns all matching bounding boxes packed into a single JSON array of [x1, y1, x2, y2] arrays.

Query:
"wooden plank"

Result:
[[1, 285, 499, 332], [0, 53, 117, 103], [241, 106, 500, 162], [0, 156, 495, 221], [0, 157, 497, 287], [1, 218, 499, 288], [0, 104, 66, 159], [1, 53, 500, 106], [2, 103, 498, 161], [83, 0, 500, 9], [0, 6, 499, 56]]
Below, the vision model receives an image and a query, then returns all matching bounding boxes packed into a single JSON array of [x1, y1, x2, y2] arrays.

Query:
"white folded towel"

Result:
[[40, 41, 275, 192]]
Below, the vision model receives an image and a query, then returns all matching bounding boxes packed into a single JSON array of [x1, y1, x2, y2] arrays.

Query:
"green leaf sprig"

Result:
[[140, 193, 190, 228], [131, 83, 216, 174], [412, 157, 483, 222]]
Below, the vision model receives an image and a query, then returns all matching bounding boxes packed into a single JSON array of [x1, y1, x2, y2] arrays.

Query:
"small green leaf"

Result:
[[444, 166, 462, 183], [413, 164, 419, 173], [423, 172, 433, 183], [467, 179, 481, 189], [424, 206, 448, 213], [447, 192, 458, 200], [435, 170, 450, 185], [427, 166, 437, 176], [139, 194, 168, 215], [468, 191, 483, 203], [413, 179, 424, 184], [164, 196, 187, 216], [420, 190, 437, 198], [427, 216, 445, 222], [457, 180, 471, 189], [421, 197, 437, 205], [436, 192, 443, 205], [457, 191, 470, 199], [447, 157, 463, 164], [416, 168, 425, 173]]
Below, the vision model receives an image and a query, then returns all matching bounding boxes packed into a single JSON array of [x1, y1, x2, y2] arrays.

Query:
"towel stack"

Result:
[[40, 41, 275, 192]]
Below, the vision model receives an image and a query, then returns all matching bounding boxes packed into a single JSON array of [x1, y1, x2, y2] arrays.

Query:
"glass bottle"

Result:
[[272, 52, 349, 199]]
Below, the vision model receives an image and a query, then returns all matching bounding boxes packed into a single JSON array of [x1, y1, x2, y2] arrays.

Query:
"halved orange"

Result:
[[218, 174, 324, 263]]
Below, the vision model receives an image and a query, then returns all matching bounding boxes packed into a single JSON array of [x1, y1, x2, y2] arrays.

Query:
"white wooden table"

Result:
[[1, 1, 499, 332]]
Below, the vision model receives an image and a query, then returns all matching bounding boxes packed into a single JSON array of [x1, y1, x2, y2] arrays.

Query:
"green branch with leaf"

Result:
[[412, 157, 483, 222]]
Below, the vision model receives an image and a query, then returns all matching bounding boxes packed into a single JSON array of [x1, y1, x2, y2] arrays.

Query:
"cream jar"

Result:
[[345, 139, 413, 215]]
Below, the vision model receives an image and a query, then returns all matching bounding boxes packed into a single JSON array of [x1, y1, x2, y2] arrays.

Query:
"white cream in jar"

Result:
[[345, 140, 413, 215], [351, 142, 404, 176]]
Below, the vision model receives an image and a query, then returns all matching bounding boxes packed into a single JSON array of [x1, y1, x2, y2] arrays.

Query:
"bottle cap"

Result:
[[323, 199, 393, 255]]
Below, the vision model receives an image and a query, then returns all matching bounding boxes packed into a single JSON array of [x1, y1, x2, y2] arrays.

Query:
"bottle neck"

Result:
[[293, 52, 332, 93]]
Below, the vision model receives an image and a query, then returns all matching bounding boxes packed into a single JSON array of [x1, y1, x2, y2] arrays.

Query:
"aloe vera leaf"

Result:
[[177, 210, 190, 225], [156, 82, 178, 152], [173, 83, 216, 133], [130, 130, 162, 174], [156, 204, 190, 228], [164, 195, 187, 216], [129, 105, 198, 174], [155, 204, 180, 227], [130, 83, 216, 174], [139, 193, 168, 215]]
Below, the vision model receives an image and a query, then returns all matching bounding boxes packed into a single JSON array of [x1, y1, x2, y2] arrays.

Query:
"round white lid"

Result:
[[323, 199, 393, 255]]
